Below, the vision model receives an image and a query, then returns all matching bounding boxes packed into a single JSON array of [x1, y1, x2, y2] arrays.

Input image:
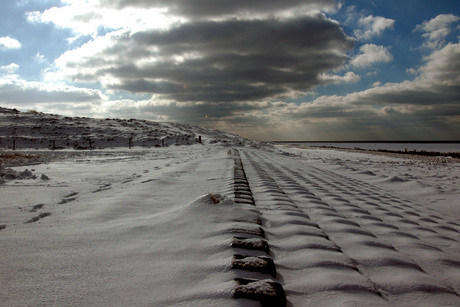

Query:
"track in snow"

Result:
[[234, 148, 460, 306]]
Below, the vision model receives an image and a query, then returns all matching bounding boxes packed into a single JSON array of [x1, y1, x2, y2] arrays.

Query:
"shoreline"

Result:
[[2, 142, 460, 168], [284, 144, 460, 163]]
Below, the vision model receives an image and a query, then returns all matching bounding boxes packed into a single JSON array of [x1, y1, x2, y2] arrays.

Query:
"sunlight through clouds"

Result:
[[27, 0, 177, 39]]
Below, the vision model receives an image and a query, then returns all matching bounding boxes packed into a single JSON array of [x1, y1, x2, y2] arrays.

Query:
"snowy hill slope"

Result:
[[0, 107, 254, 150]]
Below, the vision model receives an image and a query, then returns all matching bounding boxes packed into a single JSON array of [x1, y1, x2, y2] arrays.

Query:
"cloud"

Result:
[[0, 36, 21, 49], [319, 71, 360, 84], [28, 0, 338, 41], [0, 79, 103, 105], [420, 41, 460, 89], [243, 39, 460, 140], [98, 38, 460, 140], [47, 13, 354, 103], [26, 2, 175, 40], [100, 0, 338, 18], [306, 40, 460, 110], [354, 15, 395, 40], [0, 63, 19, 74], [350, 44, 393, 68], [415, 14, 459, 49], [35, 52, 46, 63], [65, 36, 460, 141]]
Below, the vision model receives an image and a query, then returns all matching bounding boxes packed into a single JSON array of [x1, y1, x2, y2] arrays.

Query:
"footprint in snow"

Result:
[[65, 191, 78, 198], [25, 212, 51, 224], [92, 184, 112, 193], [140, 179, 158, 183], [29, 203, 45, 212], [359, 170, 376, 176], [59, 191, 79, 203], [386, 176, 408, 183]]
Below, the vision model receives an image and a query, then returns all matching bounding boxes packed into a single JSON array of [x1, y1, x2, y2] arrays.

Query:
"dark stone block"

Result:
[[234, 278, 286, 307], [232, 237, 269, 253], [232, 254, 276, 277], [229, 226, 265, 238]]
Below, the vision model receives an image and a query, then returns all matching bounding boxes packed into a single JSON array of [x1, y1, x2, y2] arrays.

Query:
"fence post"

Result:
[[198, 135, 202, 144]]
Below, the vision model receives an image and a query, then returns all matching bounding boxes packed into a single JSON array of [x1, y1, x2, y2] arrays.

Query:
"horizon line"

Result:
[[270, 140, 460, 143]]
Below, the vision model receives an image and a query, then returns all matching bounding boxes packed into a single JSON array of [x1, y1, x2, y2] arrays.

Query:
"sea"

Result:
[[275, 141, 460, 153]]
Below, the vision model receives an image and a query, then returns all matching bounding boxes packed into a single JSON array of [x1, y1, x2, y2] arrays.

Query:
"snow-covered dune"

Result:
[[0, 107, 255, 150], [1, 108, 460, 306]]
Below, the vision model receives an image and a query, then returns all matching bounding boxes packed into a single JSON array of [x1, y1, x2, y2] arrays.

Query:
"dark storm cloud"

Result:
[[129, 16, 352, 57], [139, 100, 276, 121], [91, 15, 354, 102], [100, 0, 337, 18]]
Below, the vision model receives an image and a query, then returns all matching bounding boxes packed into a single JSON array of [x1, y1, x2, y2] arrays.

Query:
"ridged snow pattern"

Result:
[[238, 149, 460, 306], [231, 149, 287, 306]]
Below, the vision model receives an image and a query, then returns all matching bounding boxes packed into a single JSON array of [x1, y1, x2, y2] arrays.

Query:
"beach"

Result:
[[1, 142, 459, 306]]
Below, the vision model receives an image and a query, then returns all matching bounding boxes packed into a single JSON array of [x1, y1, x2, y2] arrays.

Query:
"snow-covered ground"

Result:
[[281, 142, 460, 153], [1, 108, 460, 306]]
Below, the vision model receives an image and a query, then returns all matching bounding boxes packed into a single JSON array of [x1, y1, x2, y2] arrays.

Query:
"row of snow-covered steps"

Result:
[[233, 149, 255, 205], [230, 149, 287, 307]]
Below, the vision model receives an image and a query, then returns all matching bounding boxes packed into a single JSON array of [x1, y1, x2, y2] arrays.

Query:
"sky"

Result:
[[0, 0, 459, 141]]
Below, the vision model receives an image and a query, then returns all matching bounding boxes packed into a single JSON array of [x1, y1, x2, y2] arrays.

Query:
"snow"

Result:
[[283, 142, 460, 153], [1, 108, 460, 306]]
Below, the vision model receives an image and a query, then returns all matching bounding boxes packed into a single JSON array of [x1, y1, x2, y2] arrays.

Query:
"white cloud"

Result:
[[350, 44, 393, 68], [420, 42, 460, 87], [319, 71, 360, 84], [0, 78, 104, 104], [0, 36, 21, 49], [354, 15, 395, 40], [35, 52, 46, 63], [0, 63, 19, 74], [415, 14, 459, 49], [27, 1, 179, 39], [314, 40, 460, 108], [44, 29, 127, 85]]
